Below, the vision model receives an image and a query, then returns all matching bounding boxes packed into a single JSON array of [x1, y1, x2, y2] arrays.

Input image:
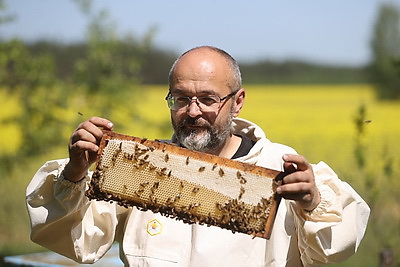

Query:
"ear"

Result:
[[232, 88, 245, 117]]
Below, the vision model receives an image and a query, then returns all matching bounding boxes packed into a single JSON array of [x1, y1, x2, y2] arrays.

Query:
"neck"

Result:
[[210, 134, 242, 158]]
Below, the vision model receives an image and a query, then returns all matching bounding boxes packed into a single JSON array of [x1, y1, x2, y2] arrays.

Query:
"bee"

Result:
[[198, 166, 205, 172], [148, 164, 157, 171], [157, 169, 166, 177], [219, 168, 225, 177], [173, 194, 181, 202], [164, 153, 169, 162], [212, 163, 218, 170], [137, 188, 145, 194], [140, 138, 148, 144], [139, 182, 149, 188], [238, 187, 245, 200], [111, 155, 117, 166], [188, 203, 200, 210], [220, 214, 227, 223], [153, 181, 160, 189], [186, 157, 190, 165], [192, 187, 200, 193], [167, 170, 172, 177], [180, 181, 184, 190], [240, 177, 247, 184], [77, 111, 83, 116], [162, 146, 167, 153]]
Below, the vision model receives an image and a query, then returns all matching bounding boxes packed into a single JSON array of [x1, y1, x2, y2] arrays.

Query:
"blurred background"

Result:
[[1, 0, 400, 266]]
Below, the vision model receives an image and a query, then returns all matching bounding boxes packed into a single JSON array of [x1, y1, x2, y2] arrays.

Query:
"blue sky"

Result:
[[2, 0, 400, 66]]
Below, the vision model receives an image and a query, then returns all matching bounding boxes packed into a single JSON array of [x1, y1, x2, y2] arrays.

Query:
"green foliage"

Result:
[[0, 0, 154, 258], [0, 0, 153, 169], [0, 0, 15, 25], [353, 104, 368, 168], [0, 39, 68, 173], [0, 40, 55, 89], [332, 104, 400, 266], [370, 3, 400, 99], [239, 60, 368, 84], [70, 0, 155, 131]]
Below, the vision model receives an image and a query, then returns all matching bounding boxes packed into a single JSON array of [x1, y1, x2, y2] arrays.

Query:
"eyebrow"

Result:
[[169, 88, 218, 96]]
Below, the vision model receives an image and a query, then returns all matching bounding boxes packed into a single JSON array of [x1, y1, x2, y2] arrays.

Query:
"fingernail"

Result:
[[276, 187, 282, 194], [108, 122, 113, 129]]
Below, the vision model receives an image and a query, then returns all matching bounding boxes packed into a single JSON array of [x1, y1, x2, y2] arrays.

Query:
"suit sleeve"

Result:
[[290, 161, 370, 266], [26, 159, 126, 263]]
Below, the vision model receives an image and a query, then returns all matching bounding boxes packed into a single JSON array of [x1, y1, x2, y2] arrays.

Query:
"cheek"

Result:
[[214, 104, 232, 124], [171, 110, 184, 125]]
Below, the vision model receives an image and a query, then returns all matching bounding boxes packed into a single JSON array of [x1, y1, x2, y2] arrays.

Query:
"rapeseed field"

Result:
[[0, 84, 399, 265]]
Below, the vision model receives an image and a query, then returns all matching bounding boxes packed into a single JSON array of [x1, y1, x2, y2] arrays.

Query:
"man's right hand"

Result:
[[63, 117, 114, 182]]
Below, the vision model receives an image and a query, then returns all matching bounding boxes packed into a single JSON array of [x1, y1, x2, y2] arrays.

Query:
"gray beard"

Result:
[[174, 113, 234, 153]]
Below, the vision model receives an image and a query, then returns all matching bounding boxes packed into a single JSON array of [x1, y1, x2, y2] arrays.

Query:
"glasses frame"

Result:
[[165, 90, 239, 111]]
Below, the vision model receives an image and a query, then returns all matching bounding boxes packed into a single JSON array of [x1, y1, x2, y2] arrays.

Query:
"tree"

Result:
[[370, 3, 400, 99], [71, 0, 155, 132]]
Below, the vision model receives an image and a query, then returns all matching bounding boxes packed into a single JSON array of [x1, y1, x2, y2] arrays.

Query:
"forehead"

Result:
[[169, 50, 232, 95]]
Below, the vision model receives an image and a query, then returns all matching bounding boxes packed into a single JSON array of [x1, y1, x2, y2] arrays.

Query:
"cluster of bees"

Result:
[[87, 139, 272, 237], [214, 197, 271, 235]]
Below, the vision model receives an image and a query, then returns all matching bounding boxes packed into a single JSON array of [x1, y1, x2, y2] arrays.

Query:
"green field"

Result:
[[1, 84, 399, 266]]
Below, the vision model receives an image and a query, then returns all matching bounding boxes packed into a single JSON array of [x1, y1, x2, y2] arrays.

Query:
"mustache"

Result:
[[179, 117, 211, 128]]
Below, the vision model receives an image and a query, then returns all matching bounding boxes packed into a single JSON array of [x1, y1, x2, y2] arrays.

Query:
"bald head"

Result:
[[168, 46, 242, 92]]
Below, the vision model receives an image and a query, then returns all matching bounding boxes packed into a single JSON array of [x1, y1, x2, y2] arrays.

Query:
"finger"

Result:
[[69, 139, 99, 154], [277, 182, 314, 195], [73, 117, 112, 144], [71, 128, 98, 145], [283, 154, 310, 171], [282, 171, 313, 185], [88, 117, 114, 130]]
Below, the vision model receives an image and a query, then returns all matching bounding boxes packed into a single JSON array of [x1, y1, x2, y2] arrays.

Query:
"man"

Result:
[[26, 46, 370, 266]]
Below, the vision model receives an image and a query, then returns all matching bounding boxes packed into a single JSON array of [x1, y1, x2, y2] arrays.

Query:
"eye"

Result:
[[175, 96, 189, 104], [199, 96, 218, 106]]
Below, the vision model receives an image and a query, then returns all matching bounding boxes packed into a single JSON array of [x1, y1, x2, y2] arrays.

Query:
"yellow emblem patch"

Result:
[[147, 219, 162, 236]]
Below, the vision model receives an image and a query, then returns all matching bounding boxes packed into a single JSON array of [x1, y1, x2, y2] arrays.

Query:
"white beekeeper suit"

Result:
[[26, 118, 370, 266]]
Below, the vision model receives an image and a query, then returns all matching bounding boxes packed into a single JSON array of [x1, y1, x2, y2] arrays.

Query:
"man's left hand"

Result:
[[276, 154, 321, 211]]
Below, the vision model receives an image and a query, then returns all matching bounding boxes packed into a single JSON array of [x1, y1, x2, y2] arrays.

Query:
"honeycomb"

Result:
[[86, 131, 282, 239]]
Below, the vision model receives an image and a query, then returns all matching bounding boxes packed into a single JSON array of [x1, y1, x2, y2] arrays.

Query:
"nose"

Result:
[[187, 100, 202, 117]]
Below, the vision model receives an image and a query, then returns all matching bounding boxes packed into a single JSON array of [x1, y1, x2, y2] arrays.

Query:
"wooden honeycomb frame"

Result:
[[86, 131, 283, 239]]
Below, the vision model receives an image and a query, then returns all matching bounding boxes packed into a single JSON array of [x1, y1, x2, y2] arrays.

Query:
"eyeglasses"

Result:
[[165, 90, 238, 111]]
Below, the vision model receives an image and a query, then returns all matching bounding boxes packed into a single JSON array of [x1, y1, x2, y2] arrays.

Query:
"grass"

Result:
[[1, 84, 399, 266]]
